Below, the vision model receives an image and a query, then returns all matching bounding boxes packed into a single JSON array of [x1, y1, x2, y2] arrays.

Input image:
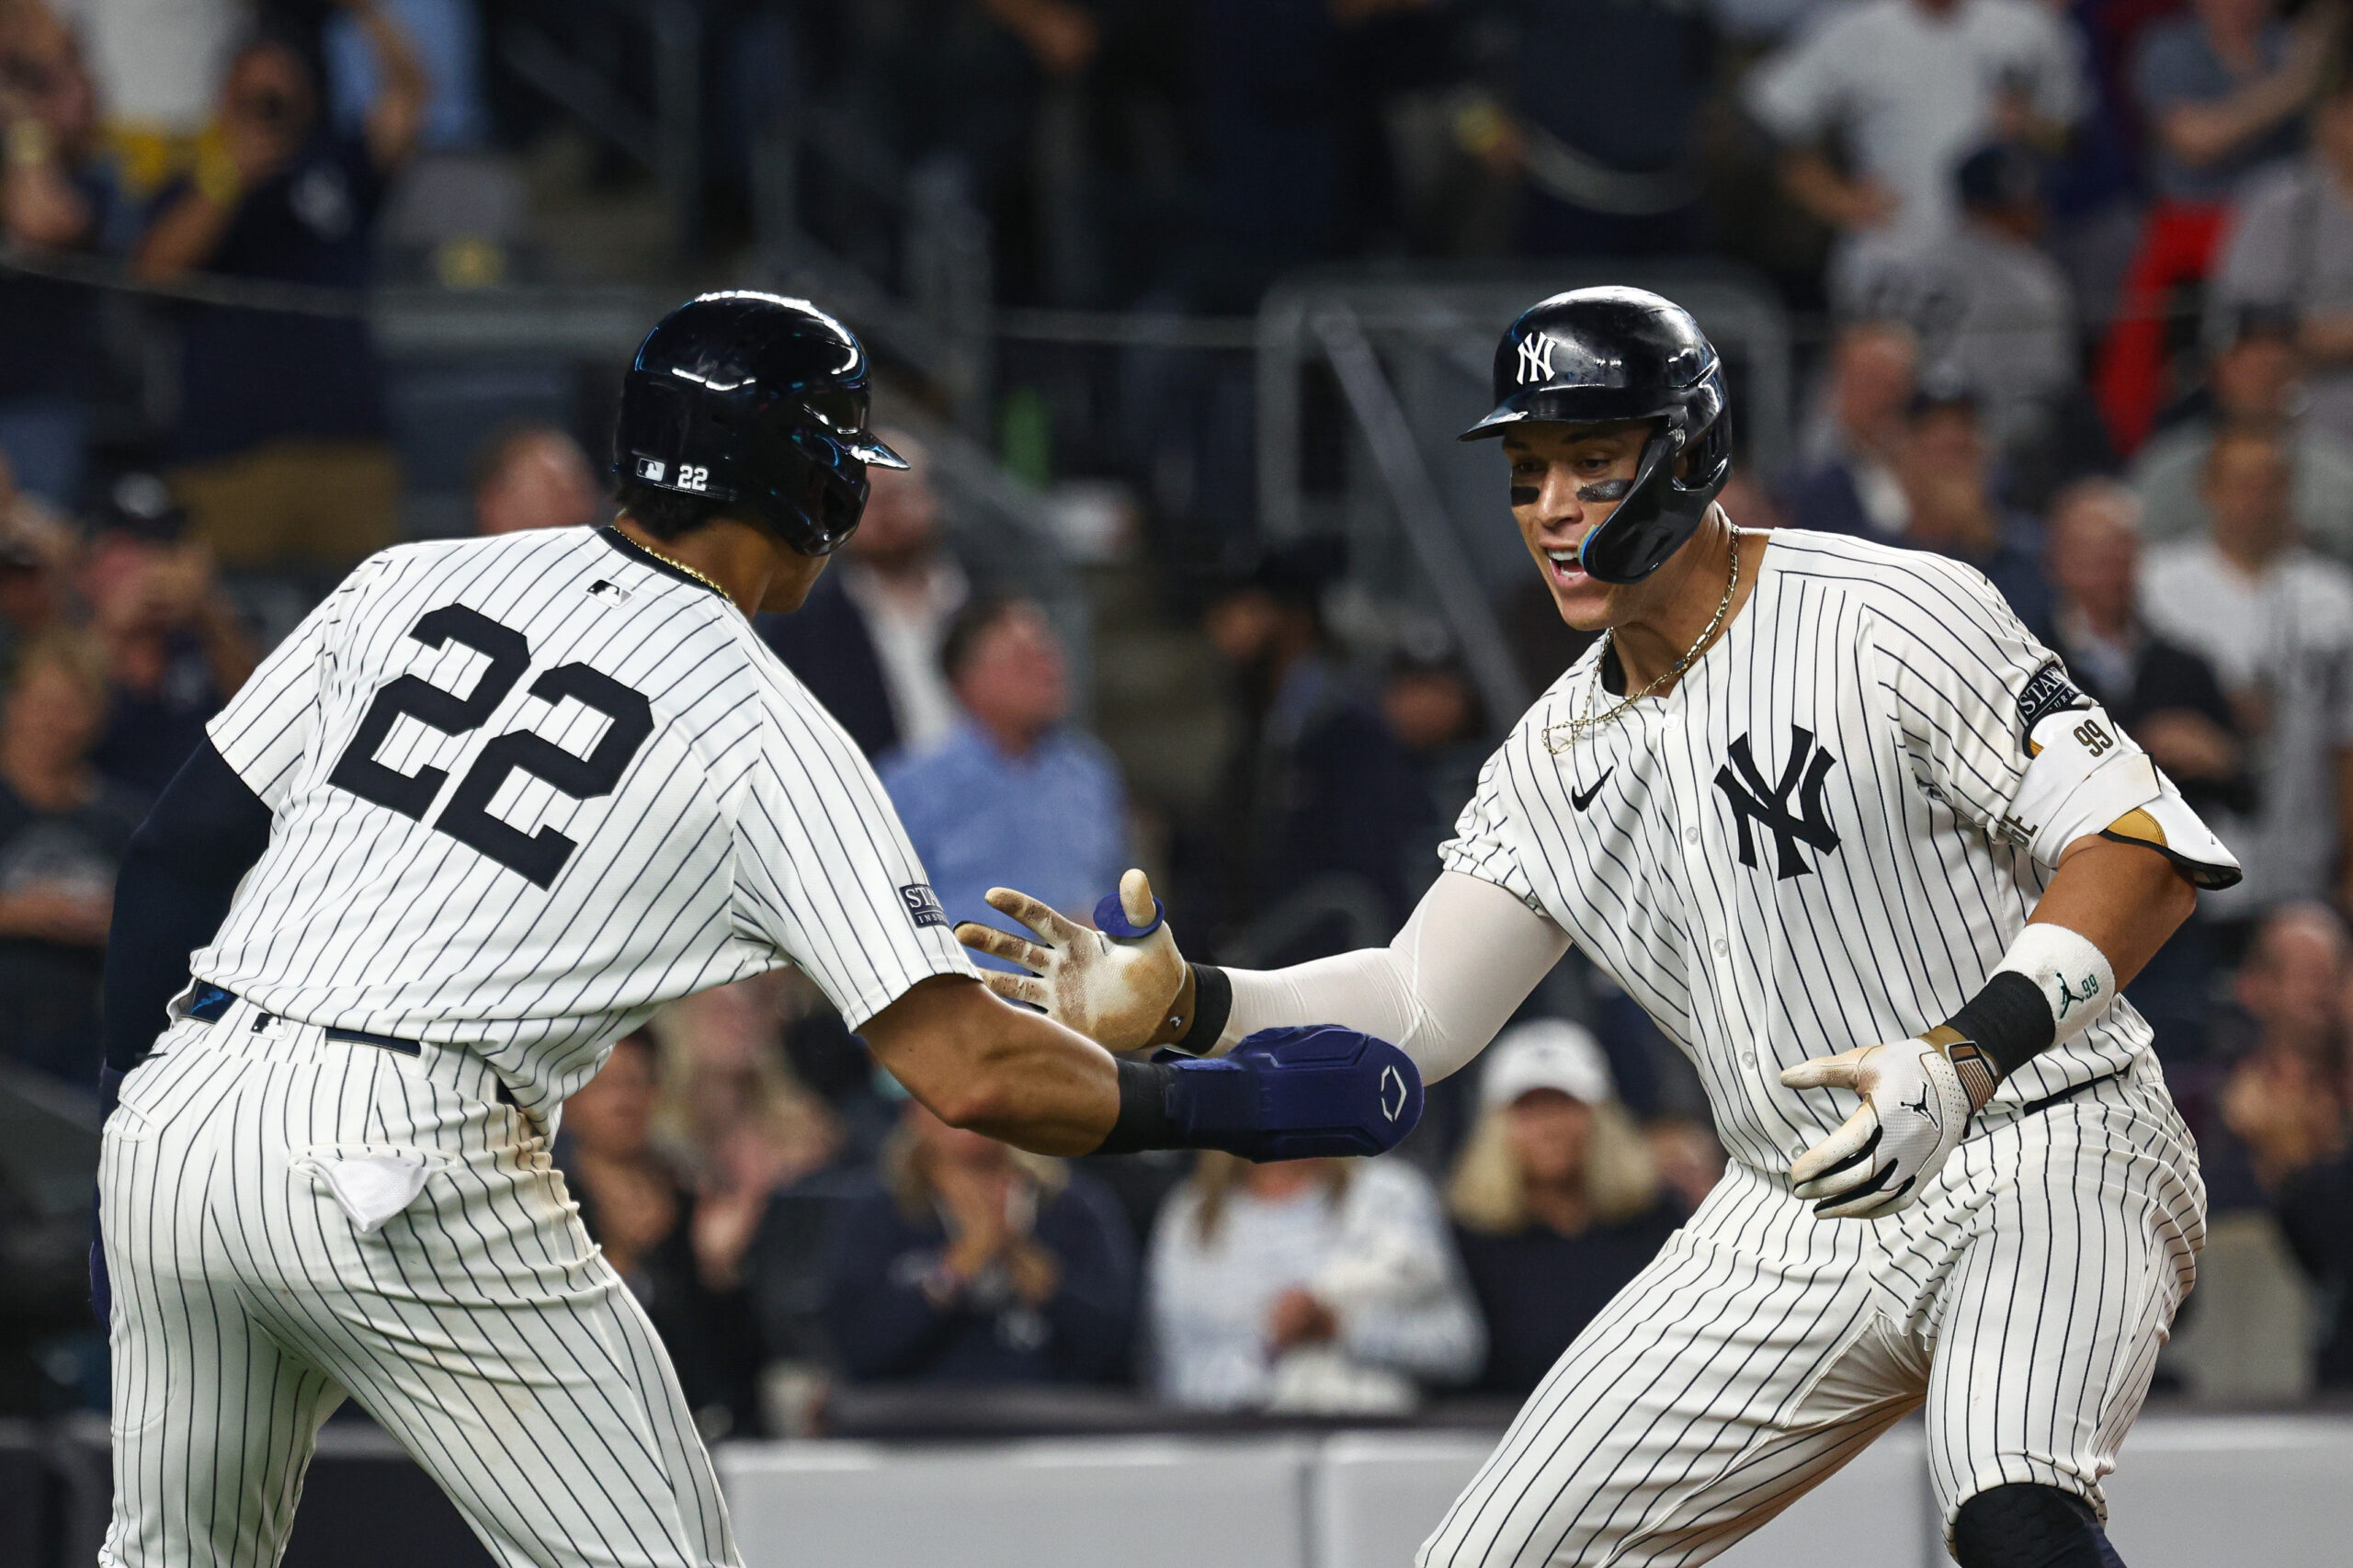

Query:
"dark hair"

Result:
[[938, 592, 1033, 681], [611, 478, 729, 541]]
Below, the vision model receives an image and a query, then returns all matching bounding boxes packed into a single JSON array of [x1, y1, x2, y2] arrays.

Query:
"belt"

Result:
[[2018, 1071, 2121, 1117], [181, 983, 516, 1106]]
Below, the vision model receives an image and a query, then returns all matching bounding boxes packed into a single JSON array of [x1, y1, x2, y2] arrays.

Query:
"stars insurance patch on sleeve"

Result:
[[900, 883, 949, 929]]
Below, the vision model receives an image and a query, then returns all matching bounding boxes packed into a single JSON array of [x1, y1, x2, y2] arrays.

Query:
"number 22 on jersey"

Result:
[[326, 604, 654, 888]]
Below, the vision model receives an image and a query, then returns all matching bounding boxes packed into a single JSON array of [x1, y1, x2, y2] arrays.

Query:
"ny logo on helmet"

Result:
[[1517, 333, 1557, 386], [1713, 725, 1842, 880]]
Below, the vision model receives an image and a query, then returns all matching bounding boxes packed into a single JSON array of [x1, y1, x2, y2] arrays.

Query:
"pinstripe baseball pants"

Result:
[[97, 1003, 739, 1568], [1419, 1061, 2204, 1568]]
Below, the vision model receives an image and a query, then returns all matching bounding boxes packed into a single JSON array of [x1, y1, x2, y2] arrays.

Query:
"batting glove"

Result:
[[955, 869, 1190, 1054], [1779, 1029, 1996, 1219]]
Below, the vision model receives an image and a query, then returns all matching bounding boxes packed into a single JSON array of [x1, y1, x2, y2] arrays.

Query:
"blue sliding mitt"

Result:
[[1157, 1025, 1423, 1161]]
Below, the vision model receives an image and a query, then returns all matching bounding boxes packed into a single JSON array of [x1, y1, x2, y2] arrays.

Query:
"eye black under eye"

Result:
[[1578, 478, 1633, 502], [1510, 486, 1540, 506]]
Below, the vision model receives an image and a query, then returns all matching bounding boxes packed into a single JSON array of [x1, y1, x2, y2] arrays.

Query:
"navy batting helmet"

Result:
[[1460, 287, 1732, 585], [613, 291, 906, 557]]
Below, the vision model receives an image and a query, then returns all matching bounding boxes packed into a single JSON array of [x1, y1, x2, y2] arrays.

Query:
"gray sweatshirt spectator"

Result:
[[1745, 0, 2083, 277], [1147, 1153, 1482, 1414], [2142, 426, 2353, 916], [2209, 60, 2353, 445], [2134, 312, 2353, 563]]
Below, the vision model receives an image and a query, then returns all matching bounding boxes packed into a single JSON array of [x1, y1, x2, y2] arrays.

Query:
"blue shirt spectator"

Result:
[[2131, 0, 2313, 205], [0, 6, 120, 508], [820, 1099, 1136, 1388], [881, 595, 1128, 965], [130, 11, 426, 568]]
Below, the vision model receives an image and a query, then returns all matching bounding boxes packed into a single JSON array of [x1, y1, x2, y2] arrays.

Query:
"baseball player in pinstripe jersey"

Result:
[[89, 292, 1422, 1568], [963, 288, 2241, 1568]]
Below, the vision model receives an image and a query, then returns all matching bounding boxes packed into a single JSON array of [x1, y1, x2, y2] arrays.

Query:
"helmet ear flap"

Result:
[[1575, 368, 1733, 585]]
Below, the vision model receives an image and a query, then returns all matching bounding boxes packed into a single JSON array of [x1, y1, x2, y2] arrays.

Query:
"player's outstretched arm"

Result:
[[861, 973, 1424, 1163], [957, 868, 1569, 1083], [1781, 836, 2200, 1219]]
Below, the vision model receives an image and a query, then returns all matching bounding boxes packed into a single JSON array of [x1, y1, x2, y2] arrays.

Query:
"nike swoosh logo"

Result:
[[1571, 768, 1614, 812]]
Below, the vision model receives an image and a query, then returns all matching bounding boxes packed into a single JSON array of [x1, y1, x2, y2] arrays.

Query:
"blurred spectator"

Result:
[[2143, 425, 2353, 920], [2097, 0, 2328, 452], [2219, 910, 2353, 1383], [0, 0, 111, 508], [761, 428, 967, 761], [0, 452, 74, 673], [326, 0, 487, 152], [2210, 46, 2353, 446], [2045, 480, 2242, 1056], [1782, 321, 1919, 539], [1447, 1022, 1682, 1398], [1196, 538, 1430, 961], [820, 1099, 1135, 1388], [650, 980, 843, 1197], [1147, 1151, 1482, 1413], [1837, 144, 2079, 463], [65, 0, 241, 194], [560, 1030, 763, 1436], [1455, 0, 1715, 256], [2138, 0, 2319, 199], [78, 474, 256, 796], [0, 631, 142, 1084], [2211, 899, 2343, 1384], [2046, 480, 2245, 807], [1381, 640, 1487, 901], [881, 594, 1129, 957], [2132, 307, 2353, 562], [132, 3, 425, 571], [470, 422, 602, 536], [1745, 0, 2083, 279], [1643, 1114, 1727, 1214], [1893, 383, 2056, 639]]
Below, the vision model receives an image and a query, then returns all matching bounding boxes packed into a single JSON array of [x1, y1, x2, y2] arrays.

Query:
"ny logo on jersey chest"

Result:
[[1713, 724, 1841, 880]]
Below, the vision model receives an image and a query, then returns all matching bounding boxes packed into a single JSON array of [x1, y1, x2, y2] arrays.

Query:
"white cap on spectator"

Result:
[[1480, 1020, 1614, 1109]]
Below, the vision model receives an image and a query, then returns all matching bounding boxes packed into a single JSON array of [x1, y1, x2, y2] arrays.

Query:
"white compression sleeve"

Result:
[[1215, 871, 1573, 1083]]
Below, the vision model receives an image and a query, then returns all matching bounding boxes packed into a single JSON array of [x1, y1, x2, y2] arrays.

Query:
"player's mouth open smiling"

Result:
[[1504, 420, 1654, 625]]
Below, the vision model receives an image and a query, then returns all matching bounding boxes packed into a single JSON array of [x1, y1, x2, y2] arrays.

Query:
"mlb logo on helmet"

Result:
[[636, 458, 667, 483]]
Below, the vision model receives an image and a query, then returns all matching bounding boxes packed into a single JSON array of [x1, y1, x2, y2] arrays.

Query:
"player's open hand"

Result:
[[954, 869, 1188, 1054], [1779, 1034, 1990, 1219]]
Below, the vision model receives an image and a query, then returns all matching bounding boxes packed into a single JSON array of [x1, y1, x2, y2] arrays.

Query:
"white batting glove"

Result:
[[954, 869, 1190, 1055], [1779, 1031, 1995, 1219]]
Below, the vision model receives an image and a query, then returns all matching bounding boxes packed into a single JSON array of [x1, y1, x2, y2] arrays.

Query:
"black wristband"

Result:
[[1944, 970, 2056, 1082], [1095, 1060, 1178, 1154], [1170, 963, 1233, 1057]]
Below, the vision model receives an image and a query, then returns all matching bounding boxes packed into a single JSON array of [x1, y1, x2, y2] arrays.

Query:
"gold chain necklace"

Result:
[[638, 542, 735, 607], [1542, 523, 1743, 756]]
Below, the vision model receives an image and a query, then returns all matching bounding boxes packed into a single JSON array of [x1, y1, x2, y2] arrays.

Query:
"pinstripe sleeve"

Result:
[[1869, 561, 2083, 854], [729, 686, 977, 1029], [203, 558, 379, 809], [1438, 743, 1543, 911]]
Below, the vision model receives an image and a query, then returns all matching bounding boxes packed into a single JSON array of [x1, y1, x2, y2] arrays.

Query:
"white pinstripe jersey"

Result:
[[1441, 528, 2177, 1176], [193, 526, 973, 1119]]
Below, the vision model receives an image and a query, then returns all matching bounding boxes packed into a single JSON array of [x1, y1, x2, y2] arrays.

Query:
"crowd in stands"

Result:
[[3, 0, 2353, 1436]]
